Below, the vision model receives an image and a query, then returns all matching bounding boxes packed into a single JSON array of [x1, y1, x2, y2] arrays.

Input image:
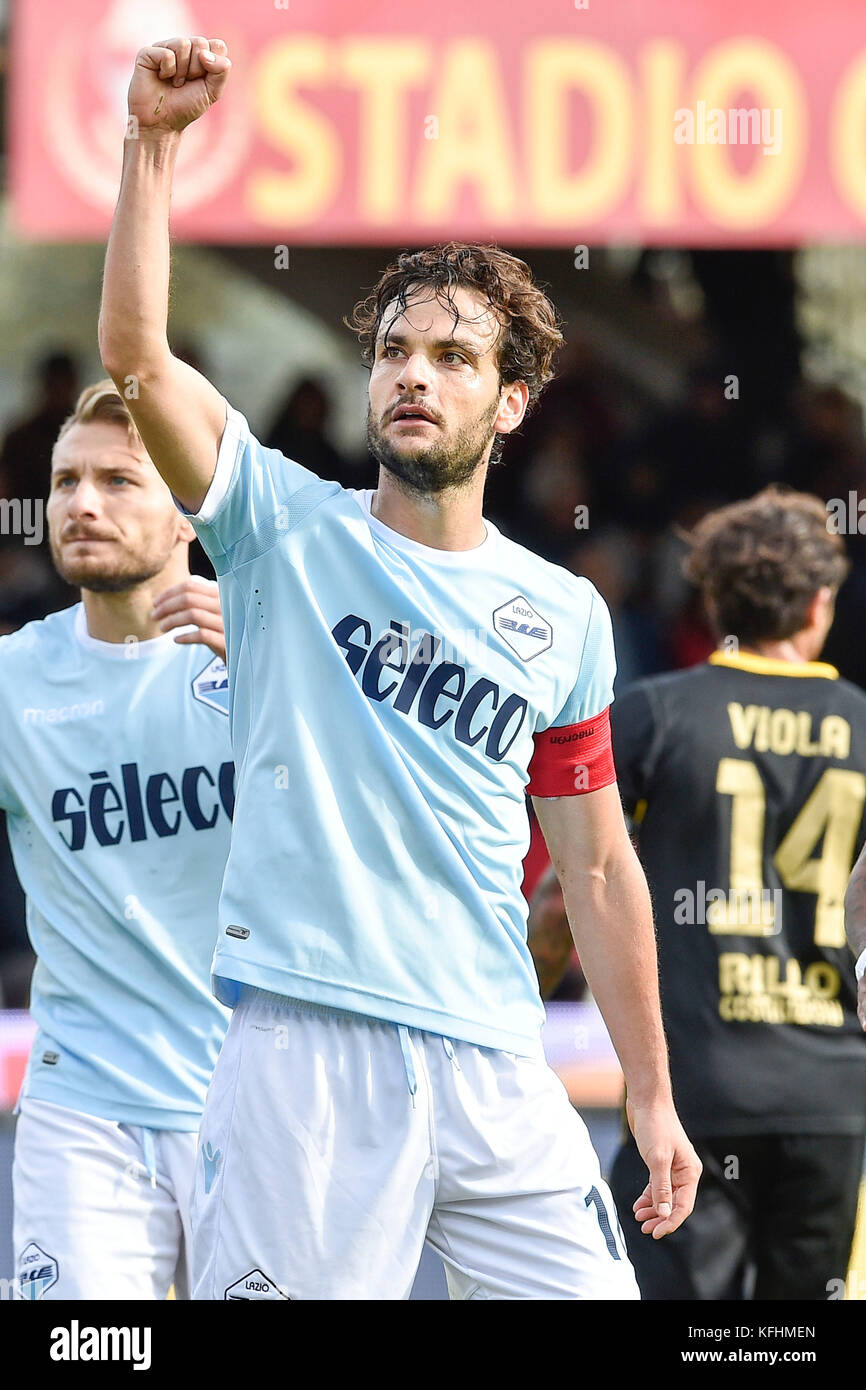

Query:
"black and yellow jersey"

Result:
[[613, 650, 866, 1136]]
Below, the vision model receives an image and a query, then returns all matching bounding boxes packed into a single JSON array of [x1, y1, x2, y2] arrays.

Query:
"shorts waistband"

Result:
[[238, 985, 390, 1030], [239, 986, 461, 1099]]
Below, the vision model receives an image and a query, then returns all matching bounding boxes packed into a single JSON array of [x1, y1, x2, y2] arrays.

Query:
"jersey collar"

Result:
[[708, 650, 839, 679], [351, 489, 496, 567], [73, 603, 183, 660]]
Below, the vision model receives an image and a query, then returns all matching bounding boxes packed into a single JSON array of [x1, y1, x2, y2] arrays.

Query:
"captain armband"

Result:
[[526, 706, 616, 798]]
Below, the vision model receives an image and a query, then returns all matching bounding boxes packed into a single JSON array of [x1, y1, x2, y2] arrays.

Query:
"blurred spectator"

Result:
[[266, 375, 355, 486], [512, 425, 594, 564], [784, 383, 866, 501], [0, 350, 80, 505], [488, 338, 620, 539], [567, 528, 667, 688], [618, 361, 756, 532], [668, 588, 716, 671], [0, 549, 62, 636], [778, 384, 866, 688], [688, 249, 801, 425]]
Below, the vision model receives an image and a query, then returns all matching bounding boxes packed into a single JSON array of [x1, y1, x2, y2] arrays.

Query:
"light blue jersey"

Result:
[[0, 604, 233, 1129], [186, 401, 616, 1056]]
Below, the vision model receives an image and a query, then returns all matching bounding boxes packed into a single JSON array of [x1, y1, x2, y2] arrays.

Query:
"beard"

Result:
[[366, 396, 500, 495], [50, 535, 176, 593]]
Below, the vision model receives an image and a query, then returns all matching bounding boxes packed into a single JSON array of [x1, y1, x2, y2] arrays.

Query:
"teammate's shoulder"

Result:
[[0, 603, 77, 665]]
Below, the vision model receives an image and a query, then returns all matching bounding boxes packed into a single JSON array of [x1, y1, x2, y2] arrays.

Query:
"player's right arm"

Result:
[[98, 37, 233, 514], [844, 841, 866, 1029]]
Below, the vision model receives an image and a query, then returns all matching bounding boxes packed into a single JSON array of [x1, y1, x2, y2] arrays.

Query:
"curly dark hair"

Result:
[[344, 242, 564, 466], [683, 485, 850, 645]]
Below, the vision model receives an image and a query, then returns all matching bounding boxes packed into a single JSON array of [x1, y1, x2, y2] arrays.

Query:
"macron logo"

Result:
[[23, 700, 104, 725]]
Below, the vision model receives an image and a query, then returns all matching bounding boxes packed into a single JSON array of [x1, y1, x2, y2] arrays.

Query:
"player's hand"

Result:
[[627, 1097, 702, 1239], [152, 577, 225, 661], [128, 37, 231, 135]]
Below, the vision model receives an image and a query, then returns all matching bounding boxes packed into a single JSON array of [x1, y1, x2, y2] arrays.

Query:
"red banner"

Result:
[[10, 0, 866, 245]]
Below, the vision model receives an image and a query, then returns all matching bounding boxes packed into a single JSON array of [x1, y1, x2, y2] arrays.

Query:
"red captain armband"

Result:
[[526, 705, 616, 797]]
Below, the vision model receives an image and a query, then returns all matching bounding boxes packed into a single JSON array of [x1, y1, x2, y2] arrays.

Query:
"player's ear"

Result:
[[494, 378, 529, 435], [807, 585, 833, 626], [176, 515, 197, 545]]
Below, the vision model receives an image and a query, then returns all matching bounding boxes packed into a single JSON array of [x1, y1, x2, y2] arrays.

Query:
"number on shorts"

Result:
[[585, 1185, 622, 1260]]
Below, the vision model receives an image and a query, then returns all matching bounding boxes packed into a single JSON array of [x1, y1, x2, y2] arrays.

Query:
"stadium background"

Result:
[[2, 0, 866, 1297]]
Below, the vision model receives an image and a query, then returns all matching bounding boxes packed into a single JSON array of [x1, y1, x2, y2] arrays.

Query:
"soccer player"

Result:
[[10, 380, 234, 1300], [530, 486, 866, 1300], [99, 35, 700, 1301]]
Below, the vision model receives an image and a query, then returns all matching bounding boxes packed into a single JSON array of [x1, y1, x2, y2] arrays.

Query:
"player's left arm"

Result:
[[532, 786, 701, 1238], [151, 576, 225, 660], [527, 682, 658, 999], [844, 838, 866, 1030]]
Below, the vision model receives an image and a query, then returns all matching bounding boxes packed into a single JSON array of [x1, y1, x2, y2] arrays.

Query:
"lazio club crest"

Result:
[[492, 595, 553, 662], [224, 1269, 290, 1300], [192, 656, 229, 715], [17, 1242, 58, 1300]]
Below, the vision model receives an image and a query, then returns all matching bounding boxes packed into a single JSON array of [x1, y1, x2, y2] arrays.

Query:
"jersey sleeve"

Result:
[[177, 397, 340, 570], [610, 682, 662, 816], [526, 585, 617, 797]]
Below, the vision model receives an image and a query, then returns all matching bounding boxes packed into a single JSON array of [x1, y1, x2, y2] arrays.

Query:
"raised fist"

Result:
[[127, 36, 231, 135]]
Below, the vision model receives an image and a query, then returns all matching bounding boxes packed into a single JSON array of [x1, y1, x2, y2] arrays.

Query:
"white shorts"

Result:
[[13, 1097, 197, 1300], [191, 990, 640, 1301]]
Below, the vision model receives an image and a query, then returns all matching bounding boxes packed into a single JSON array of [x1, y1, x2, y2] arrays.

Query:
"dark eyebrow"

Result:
[[376, 333, 483, 357]]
